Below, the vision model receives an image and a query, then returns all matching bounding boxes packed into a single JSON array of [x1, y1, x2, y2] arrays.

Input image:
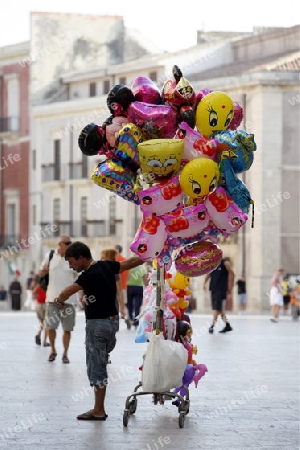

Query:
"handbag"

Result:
[[38, 250, 54, 291], [142, 332, 188, 392]]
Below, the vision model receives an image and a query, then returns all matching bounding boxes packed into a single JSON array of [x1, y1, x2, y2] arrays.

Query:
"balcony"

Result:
[[39, 220, 123, 239], [0, 117, 19, 135], [41, 162, 88, 182], [0, 234, 21, 250]]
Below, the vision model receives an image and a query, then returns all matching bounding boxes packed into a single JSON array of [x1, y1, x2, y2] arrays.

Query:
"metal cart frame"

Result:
[[122, 265, 190, 428]]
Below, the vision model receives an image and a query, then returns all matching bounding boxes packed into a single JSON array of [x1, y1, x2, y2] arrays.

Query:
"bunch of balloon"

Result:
[[77, 66, 257, 277]]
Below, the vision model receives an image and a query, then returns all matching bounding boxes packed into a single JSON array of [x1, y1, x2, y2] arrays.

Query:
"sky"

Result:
[[0, 0, 299, 52]]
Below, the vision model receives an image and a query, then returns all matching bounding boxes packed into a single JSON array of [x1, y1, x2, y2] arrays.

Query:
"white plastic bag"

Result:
[[142, 332, 188, 392]]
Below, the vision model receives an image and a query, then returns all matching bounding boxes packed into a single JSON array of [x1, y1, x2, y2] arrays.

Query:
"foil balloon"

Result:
[[78, 123, 105, 156], [130, 214, 167, 261], [106, 84, 135, 116], [219, 157, 253, 213], [175, 121, 227, 161], [162, 65, 196, 128], [105, 116, 129, 147], [138, 139, 184, 183], [131, 77, 162, 105], [127, 102, 177, 140], [138, 175, 184, 216], [213, 129, 256, 173], [179, 157, 220, 201], [175, 240, 223, 277], [227, 102, 244, 130], [164, 203, 209, 239], [91, 160, 139, 204], [196, 91, 234, 137], [205, 186, 248, 233], [115, 123, 145, 171]]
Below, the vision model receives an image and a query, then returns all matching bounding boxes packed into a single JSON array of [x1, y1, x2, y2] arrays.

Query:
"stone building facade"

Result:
[[0, 13, 299, 312]]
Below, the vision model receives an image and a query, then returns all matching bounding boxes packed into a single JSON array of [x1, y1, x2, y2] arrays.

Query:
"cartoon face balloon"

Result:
[[179, 157, 220, 200], [196, 91, 234, 137], [138, 139, 184, 182]]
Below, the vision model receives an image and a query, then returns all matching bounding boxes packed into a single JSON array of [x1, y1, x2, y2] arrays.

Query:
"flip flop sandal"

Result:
[[48, 352, 57, 362], [62, 355, 70, 364], [77, 412, 107, 421]]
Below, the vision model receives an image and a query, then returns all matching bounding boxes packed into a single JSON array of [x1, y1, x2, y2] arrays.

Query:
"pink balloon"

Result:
[[205, 186, 248, 233], [175, 122, 221, 161], [131, 77, 162, 104], [175, 240, 223, 277], [127, 101, 177, 139], [164, 203, 209, 239], [138, 175, 184, 216], [227, 103, 244, 130], [130, 214, 167, 261]]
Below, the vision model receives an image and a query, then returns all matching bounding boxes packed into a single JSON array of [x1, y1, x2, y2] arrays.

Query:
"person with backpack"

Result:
[[39, 236, 81, 363]]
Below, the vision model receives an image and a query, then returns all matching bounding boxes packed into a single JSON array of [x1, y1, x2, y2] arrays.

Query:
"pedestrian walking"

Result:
[[33, 276, 50, 347], [115, 244, 129, 294], [126, 264, 148, 329], [290, 281, 300, 321], [24, 270, 36, 310], [281, 275, 291, 313], [236, 275, 247, 314], [100, 248, 127, 320], [9, 276, 22, 310], [203, 257, 234, 333], [39, 236, 80, 363], [269, 268, 284, 322], [54, 241, 144, 420]]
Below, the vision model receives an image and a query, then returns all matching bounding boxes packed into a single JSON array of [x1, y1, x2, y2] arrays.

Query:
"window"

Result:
[[32, 205, 36, 226], [32, 149, 36, 170], [7, 76, 20, 131], [82, 154, 88, 178], [54, 140, 60, 180], [89, 82, 97, 97], [119, 76, 126, 85], [109, 196, 116, 235], [6, 203, 17, 243], [81, 197, 88, 236], [103, 80, 110, 95], [53, 198, 61, 222], [149, 72, 157, 82]]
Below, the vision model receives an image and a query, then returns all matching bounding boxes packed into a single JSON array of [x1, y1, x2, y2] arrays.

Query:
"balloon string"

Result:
[[251, 200, 254, 228]]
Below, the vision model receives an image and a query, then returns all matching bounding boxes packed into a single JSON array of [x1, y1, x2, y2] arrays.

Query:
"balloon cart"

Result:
[[122, 265, 190, 429]]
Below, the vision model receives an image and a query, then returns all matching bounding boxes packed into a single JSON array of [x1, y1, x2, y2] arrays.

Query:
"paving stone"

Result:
[[0, 311, 299, 450]]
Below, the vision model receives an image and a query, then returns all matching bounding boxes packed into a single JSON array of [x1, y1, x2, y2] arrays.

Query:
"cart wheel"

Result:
[[129, 398, 137, 415], [123, 410, 130, 427], [179, 413, 185, 428]]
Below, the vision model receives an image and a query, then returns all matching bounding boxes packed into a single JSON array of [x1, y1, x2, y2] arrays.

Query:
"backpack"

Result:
[[38, 250, 55, 292]]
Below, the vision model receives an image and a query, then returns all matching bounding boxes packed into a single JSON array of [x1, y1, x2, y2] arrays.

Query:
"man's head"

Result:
[[57, 236, 72, 257], [65, 241, 92, 272], [115, 244, 123, 254]]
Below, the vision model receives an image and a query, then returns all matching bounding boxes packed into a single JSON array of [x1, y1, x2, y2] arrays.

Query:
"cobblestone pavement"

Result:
[[0, 311, 299, 450]]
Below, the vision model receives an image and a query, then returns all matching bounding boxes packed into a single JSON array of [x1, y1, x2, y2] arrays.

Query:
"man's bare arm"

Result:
[[119, 257, 144, 273], [55, 283, 82, 304]]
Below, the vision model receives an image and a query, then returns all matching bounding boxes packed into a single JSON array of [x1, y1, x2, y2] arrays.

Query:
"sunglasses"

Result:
[[59, 241, 72, 245]]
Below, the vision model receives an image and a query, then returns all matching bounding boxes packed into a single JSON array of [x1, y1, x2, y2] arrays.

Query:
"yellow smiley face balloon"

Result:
[[196, 91, 234, 137], [138, 139, 184, 182], [179, 157, 220, 199]]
